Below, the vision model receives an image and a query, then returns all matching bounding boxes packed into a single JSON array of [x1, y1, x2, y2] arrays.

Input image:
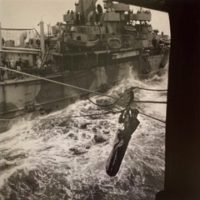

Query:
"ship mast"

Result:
[[0, 23, 2, 65], [39, 21, 45, 59], [78, 0, 97, 22]]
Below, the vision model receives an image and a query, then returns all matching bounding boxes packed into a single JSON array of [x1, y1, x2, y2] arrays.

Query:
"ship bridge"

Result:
[[113, 0, 200, 200]]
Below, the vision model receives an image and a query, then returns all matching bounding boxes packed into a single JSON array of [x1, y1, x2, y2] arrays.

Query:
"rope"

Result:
[[1, 111, 117, 121], [0, 112, 33, 121], [0, 66, 167, 108], [0, 66, 114, 99], [0, 28, 34, 31], [70, 109, 166, 126], [139, 111, 166, 124], [135, 87, 168, 92], [0, 109, 165, 126], [0, 66, 167, 126], [70, 110, 122, 119], [134, 100, 167, 104], [88, 94, 167, 109]]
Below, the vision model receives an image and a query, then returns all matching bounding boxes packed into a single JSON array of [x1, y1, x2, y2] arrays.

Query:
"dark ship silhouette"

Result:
[[0, 0, 170, 132]]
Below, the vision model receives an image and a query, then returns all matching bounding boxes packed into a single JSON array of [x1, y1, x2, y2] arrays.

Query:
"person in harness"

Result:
[[106, 88, 140, 177]]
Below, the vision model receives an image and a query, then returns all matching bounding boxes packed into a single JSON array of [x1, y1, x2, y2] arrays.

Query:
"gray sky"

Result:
[[0, 0, 170, 35]]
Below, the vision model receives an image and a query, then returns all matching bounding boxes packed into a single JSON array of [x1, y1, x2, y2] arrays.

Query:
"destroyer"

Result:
[[0, 0, 170, 132]]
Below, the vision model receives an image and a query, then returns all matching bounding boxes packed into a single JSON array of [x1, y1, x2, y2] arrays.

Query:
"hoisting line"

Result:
[[0, 66, 114, 99], [61, 109, 166, 125], [139, 111, 166, 124], [69, 110, 123, 118], [0, 66, 167, 113], [0, 28, 34, 31], [134, 87, 168, 92], [134, 100, 167, 104]]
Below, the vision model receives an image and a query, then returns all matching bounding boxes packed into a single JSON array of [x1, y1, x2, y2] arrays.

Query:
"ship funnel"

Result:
[[39, 21, 45, 59], [0, 23, 2, 65], [77, 0, 97, 22]]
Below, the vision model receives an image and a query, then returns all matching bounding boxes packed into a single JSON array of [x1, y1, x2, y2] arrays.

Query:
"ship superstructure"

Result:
[[0, 0, 170, 132]]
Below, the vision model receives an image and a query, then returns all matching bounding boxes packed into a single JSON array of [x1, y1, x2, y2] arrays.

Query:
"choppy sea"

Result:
[[0, 67, 168, 200]]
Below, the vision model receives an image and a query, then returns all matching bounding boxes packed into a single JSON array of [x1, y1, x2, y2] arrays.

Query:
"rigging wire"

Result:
[[0, 110, 166, 125], [134, 87, 168, 92], [46, 107, 166, 125], [88, 97, 167, 108], [0, 66, 167, 118], [0, 66, 168, 102], [139, 111, 166, 124], [134, 100, 167, 104], [70, 110, 122, 118], [0, 63, 168, 129], [66, 109, 166, 125], [0, 66, 114, 99], [0, 28, 34, 31], [0, 26, 168, 127]]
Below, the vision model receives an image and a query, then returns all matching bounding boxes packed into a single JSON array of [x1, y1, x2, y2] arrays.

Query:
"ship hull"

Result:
[[0, 53, 168, 133]]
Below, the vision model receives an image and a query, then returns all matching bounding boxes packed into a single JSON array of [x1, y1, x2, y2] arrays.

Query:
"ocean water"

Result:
[[0, 67, 168, 200]]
